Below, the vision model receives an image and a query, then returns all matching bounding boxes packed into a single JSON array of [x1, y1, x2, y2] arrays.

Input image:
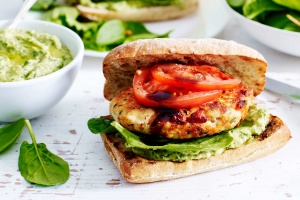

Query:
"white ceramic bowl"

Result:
[[0, 20, 84, 122], [222, 0, 300, 57]]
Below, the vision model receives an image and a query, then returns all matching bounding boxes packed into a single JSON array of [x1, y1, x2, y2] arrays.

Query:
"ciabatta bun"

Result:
[[103, 38, 268, 101], [77, 0, 199, 22], [101, 116, 291, 183]]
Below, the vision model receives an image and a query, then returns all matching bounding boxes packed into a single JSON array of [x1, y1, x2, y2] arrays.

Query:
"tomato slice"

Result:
[[151, 63, 241, 91], [133, 67, 222, 108]]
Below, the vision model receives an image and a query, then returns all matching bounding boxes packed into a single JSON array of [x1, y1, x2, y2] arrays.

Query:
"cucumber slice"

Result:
[[96, 19, 126, 46]]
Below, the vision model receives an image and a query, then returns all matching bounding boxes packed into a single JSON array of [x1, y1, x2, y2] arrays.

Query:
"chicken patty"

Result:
[[110, 84, 254, 139]]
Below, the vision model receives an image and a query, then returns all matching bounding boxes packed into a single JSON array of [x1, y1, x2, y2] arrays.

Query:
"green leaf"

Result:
[[227, 0, 245, 8], [0, 118, 25, 153], [41, 5, 171, 52], [272, 0, 300, 12], [18, 142, 69, 186], [87, 117, 116, 134], [96, 19, 126, 46], [242, 0, 286, 20], [31, 0, 57, 11], [18, 120, 69, 186], [124, 21, 152, 35], [111, 121, 233, 152], [42, 6, 101, 34], [264, 11, 300, 32]]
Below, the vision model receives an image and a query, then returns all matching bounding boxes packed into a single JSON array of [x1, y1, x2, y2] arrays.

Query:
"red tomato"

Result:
[[133, 67, 222, 108], [151, 63, 241, 91]]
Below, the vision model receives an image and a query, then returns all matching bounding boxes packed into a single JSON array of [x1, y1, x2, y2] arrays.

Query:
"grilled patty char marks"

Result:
[[110, 84, 254, 139]]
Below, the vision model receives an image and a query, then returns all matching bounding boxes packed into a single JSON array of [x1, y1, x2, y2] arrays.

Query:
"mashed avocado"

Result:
[[111, 105, 270, 162], [0, 28, 72, 82]]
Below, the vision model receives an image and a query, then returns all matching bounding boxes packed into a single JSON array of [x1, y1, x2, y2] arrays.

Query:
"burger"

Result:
[[88, 38, 291, 183], [70, 0, 199, 22]]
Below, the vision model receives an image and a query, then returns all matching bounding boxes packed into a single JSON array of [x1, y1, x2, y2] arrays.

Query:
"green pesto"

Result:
[[0, 28, 72, 82], [111, 104, 270, 162]]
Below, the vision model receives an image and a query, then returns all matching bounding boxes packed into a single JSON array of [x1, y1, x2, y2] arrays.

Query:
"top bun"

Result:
[[77, 0, 199, 22], [103, 38, 268, 101]]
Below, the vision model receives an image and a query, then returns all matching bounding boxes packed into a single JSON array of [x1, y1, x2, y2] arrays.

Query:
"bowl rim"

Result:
[[0, 19, 84, 87], [222, 0, 300, 37]]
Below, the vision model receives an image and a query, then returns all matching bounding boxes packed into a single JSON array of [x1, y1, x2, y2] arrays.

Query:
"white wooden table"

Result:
[[1, 4, 300, 200]]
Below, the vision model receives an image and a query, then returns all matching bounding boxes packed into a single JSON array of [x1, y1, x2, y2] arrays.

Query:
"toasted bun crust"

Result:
[[101, 115, 291, 183], [103, 38, 268, 101], [77, 0, 199, 22]]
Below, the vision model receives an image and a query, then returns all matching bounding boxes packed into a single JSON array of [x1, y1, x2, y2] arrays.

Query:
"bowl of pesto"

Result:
[[223, 0, 300, 57], [0, 19, 84, 122]]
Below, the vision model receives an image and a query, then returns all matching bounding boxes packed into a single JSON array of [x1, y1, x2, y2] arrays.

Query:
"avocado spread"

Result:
[[111, 105, 270, 162], [0, 28, 72, 82]]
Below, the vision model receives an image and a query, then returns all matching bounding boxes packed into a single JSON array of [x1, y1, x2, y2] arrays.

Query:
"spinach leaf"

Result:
[[88, 117, 116, 134], [265, 11, 300, 32], [18, 120, 69, 186], [273, 0, 300, 12], [0, 118, 25, 153], [125, 21, 152, 35], [242, 0, 286, 20]]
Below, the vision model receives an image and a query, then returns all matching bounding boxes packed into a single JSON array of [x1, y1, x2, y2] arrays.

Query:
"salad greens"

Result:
[[273, 0, 300, 12], [227, 0, 300, 32], [41, 6, 171, 52], [88, 105, 270, 162], [0, 118, 69, 186], [31, 0, 57, 10]]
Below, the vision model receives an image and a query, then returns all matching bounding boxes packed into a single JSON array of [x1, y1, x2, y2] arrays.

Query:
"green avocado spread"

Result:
[[0, 28, 72, 82], [110, 105, 270, 162]]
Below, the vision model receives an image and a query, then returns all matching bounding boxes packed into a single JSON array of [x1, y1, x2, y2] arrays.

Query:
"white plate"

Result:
[[19, 0, 229, 58]]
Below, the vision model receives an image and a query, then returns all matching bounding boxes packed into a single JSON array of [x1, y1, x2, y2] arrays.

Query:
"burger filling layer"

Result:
[[89, 64, 269, 162], [89, 105, 270, 162], [110, 64, 253, 139], [110, 104, 270, 162]]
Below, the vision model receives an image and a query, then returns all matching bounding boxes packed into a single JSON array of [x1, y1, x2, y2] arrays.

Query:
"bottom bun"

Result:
[[101, 115, 291, 183]]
